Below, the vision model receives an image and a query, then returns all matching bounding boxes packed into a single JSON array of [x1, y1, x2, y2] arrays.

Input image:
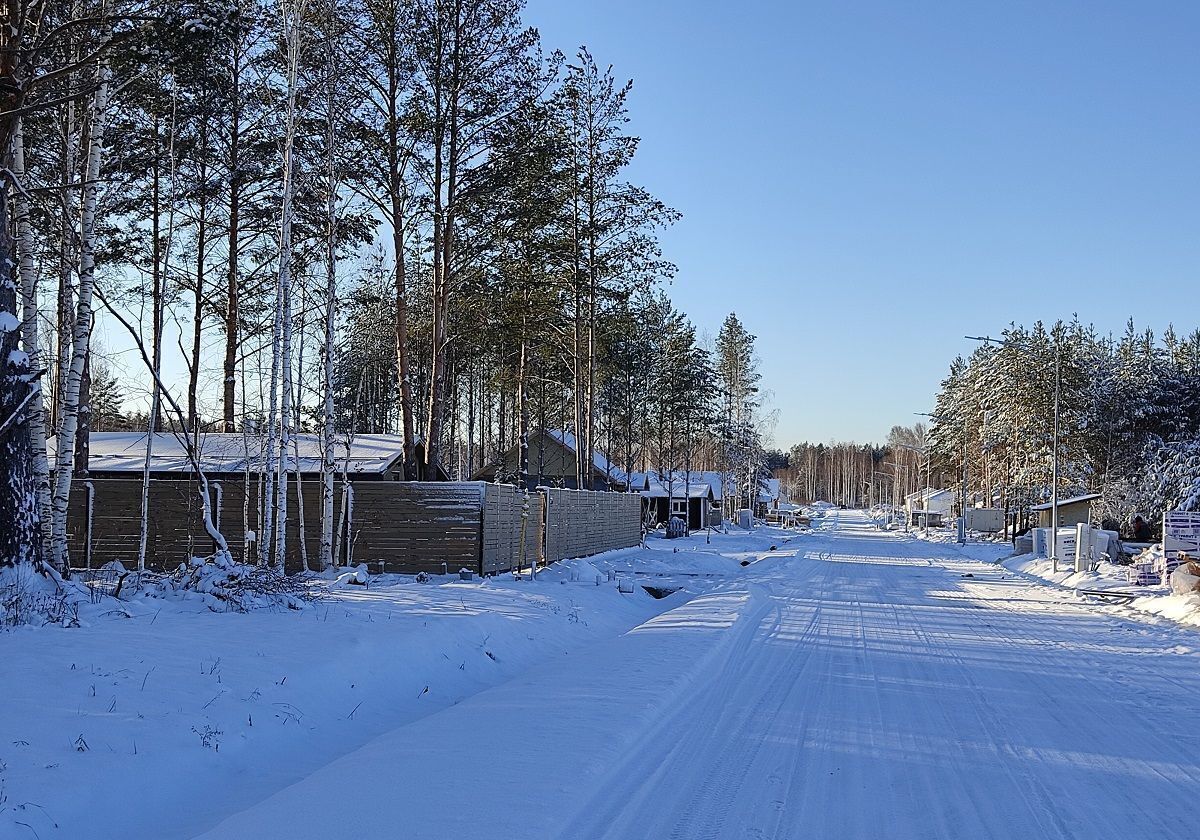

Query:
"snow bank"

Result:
[[0, 562, 87, 627], [1133, 591, 1200, 627], [196, 585, 770, 840], [1002, 551, 1200, 628], [2, 526, 795, 839]]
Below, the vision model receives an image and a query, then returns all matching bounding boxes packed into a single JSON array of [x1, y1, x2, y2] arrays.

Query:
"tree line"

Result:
[[926, 320, 1200, 533], [770, 424, 931, 509], [0, 0, 773, 579]]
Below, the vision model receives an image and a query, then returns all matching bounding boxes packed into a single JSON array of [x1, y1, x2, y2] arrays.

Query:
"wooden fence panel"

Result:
[[480, 484, 544, 575], [348, 482, 484, 575], [543, 489, 642, 563], [66, 478, 220, 571]]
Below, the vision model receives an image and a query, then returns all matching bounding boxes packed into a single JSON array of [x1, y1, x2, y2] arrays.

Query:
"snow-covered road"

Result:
[[202, 511, 1200, 839]]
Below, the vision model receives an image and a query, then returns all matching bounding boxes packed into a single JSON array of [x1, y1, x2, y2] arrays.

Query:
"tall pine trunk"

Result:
[[223, 40, 243, 433]]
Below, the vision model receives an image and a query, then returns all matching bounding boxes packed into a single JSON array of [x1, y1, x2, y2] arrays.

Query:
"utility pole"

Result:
[[1050, 336, 1061, 572]]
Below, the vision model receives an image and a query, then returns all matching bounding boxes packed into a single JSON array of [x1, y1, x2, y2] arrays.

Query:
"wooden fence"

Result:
[[543, 488, 643, 563], [66, 478, 637, 575], [482, 484, 545, 575]]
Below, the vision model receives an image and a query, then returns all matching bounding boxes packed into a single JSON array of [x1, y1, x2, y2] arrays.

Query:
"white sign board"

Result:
[[1053, 528, 1076, 561], [1074, 523, 1092, 572], [1033, 528, 1047, 558], [1163, 511, 1200, 560]]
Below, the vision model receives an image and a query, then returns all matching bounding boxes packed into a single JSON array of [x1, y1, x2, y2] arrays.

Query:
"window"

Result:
[[671, 499, 688, 516]]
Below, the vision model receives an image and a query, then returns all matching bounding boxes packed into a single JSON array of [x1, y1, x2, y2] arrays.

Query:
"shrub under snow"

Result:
[[0, 562, 87, 627], [150, 551, 315, 613]]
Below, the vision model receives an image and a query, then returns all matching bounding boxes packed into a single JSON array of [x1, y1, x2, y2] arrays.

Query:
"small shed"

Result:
[[754, 478, 783, 518], [1031, 493, 1100, 529], [641, 476, 718, 530]]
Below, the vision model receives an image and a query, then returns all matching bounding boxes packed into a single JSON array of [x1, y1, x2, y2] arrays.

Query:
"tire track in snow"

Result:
[[558, 516, 1200, 840]]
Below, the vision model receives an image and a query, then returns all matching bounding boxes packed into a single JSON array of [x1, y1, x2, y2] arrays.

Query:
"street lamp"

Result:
[[966, 334, 1062, 572]]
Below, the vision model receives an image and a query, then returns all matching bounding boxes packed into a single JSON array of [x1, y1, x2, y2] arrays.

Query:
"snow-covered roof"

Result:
[[758, 478, 782, 503], [1030, 493, 1100, 512], [544, 430, 628, 486], [905, 487, 951, 502], [631, 470, 733, 501], [642, 480, 715, 500], [56, 432, 407, 475]]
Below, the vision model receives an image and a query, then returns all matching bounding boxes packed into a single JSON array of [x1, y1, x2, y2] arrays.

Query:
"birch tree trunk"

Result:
[[0, 173, 47, 570], [272, 0, 302, 570], [12, 119, 53, 562], [320, 1, 340, 570], [50, 60, 112, 573]]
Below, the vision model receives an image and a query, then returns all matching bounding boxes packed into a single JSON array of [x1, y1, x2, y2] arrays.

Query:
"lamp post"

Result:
[[966, 334, 1062, 571]]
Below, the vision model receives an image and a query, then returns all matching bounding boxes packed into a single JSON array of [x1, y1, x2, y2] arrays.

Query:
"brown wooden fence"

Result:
[[67, 478, 637, 575], [543, 488, 643, 563], [482, 484, 545, 575]]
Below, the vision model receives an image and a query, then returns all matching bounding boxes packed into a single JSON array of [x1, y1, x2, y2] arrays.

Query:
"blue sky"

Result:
[[524, 0, 1200, 448]]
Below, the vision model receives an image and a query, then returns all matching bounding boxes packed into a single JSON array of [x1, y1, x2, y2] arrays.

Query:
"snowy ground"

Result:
[[196, 512, 1200, 839], [7, 514, 1200, 839], [0, 527, 779, 840], [912, 526, 1200, 628], [1002, 550, 1200, 629]]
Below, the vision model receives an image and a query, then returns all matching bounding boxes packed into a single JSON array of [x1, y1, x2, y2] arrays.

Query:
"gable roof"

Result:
[[1030, 492, 1100, 512], [57, 432, 407, 475], [631, 470, 732, 501], [543, 430, 628, 487], [905, 487, 952, 502], [642, 480, 715, 500]]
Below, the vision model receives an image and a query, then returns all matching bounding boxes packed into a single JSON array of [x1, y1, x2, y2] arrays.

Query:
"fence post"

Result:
[[212, 481, 223, 556], [84, 480, 95, 571], [477, 485, 487, 577]]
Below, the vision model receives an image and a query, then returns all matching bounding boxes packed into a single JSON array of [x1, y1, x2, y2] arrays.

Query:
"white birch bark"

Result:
[[271, 0, 302, 569], [291, 318, 307, 572], [262, 276, 281, 565], [50, 60, 111, 572], [319, 0, 340, 571], [12, 118, 53, 561]]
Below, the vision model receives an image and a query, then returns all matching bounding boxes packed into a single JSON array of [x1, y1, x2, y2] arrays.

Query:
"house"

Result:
[[473, 429, 627, 491], [632, 470, 731, 528], [1030, 493, 1100, 529], [638, 473, 720, 530], [754, 478, 783, 517], [905, 488, 954, 526], [57, 432, 449, 481]]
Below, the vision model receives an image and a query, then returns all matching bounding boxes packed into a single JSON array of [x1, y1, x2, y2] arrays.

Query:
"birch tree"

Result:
[[48, 55, 111, 571]]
